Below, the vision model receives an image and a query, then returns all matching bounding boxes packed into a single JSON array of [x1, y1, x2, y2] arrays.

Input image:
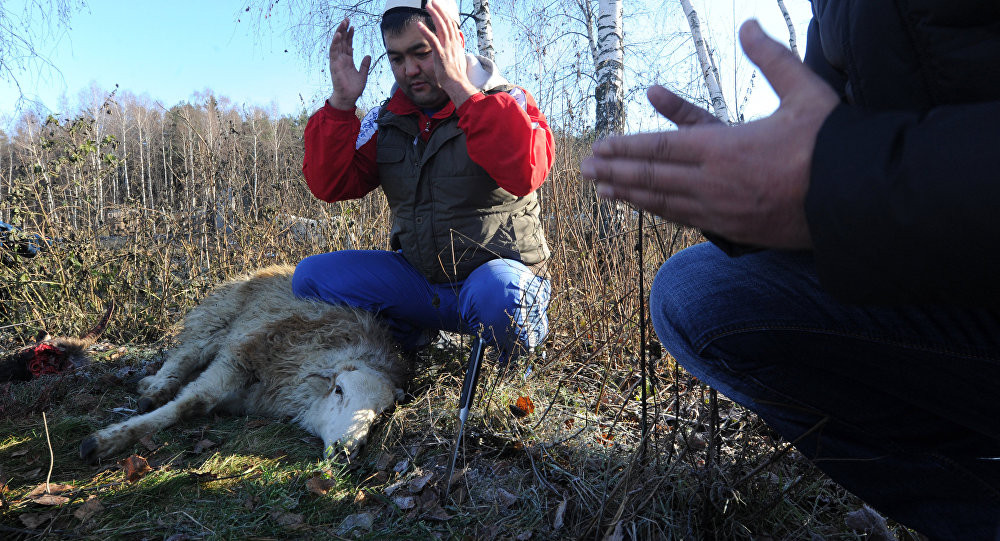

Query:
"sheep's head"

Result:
[[304, 367, 404, 458]]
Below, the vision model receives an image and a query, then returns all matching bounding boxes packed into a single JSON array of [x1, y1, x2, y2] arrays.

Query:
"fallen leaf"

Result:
[[509, 396, 535, 418], [553, 498, 567, 530], [73, 495, 104, 521], [407, 471, 434, 493], [306, 475, 336, 496], [192, 439, 216, 454], [138, 434, 158, 451], [687, 433, 708, 450], [269, 510, 304, 528], [35, 494, 71, 505], [337, 512, 374, 535], [11, 448, 28, 457], [418, 488, 439, 507], [393, 495, 416, 510], [495, 488, 517, 508], [564, 418, 575, 430], [353, 490, 367, 505], [121, 455, 151, 483], [375, 452, 394, 471], [20, 511, 55, 529], [516, 531, 533, 540], [384, 479, 407, 497], [421, 501, 452, 521], [24, 467, 41, 478], [392, 459, 409, 474], [27, 483, 74, 498]]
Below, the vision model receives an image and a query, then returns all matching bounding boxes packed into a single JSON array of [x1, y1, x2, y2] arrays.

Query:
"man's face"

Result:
[[383, 23, 449, 109]]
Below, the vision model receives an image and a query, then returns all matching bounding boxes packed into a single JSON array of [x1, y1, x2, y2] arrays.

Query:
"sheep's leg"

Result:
[[82, 358, 245, 463], [136, 339, 222, 412]]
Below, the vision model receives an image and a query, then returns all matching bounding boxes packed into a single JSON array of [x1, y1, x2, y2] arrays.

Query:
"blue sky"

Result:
[[1, 0, 813, 127], [1, 1, 330, 121]]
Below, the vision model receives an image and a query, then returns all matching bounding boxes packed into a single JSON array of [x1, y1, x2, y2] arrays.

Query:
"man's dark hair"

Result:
[[380, 7, 435, 37]]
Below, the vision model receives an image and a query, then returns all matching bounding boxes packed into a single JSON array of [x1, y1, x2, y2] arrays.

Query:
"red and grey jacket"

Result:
[[303, 55, 554, 283]]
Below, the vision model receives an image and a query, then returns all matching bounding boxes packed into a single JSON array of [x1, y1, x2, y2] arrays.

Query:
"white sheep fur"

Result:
[[80, 265, 409, 463]]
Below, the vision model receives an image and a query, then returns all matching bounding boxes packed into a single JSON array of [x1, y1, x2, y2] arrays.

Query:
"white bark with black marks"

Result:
[[679, 0, 730, 124], [594, 0, 625, 139], [472, 0, 495, 62]]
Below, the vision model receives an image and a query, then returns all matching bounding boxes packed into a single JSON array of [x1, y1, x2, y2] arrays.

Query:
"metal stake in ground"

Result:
[[443, 336, 486, 502]]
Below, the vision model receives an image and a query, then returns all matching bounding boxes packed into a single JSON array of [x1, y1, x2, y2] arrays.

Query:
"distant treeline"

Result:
[[1, 89, 321, 233]]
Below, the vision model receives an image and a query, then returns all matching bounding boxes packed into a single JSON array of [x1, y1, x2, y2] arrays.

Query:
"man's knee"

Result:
[[291, 254, 325, 299], [463, 259, 550, 344], [650, 243, 735, 355]]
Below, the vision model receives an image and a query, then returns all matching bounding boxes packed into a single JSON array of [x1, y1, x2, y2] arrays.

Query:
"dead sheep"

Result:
[[80, 265, 410, 463]]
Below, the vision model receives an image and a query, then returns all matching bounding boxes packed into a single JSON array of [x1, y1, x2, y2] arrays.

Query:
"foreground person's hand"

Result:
[[581, 20, 839, 249]]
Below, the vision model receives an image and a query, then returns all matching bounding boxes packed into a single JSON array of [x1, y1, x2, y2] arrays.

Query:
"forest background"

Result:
[[0, 1, 911, 539]]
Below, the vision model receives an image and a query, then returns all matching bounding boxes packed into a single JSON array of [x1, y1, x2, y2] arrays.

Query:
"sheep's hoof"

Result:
[[137, 397, 154, 413], [80, 436, 100, 464]]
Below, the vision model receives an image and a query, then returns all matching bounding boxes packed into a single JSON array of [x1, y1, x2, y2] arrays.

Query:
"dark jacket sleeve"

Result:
[[804, 20, 1000, 306]]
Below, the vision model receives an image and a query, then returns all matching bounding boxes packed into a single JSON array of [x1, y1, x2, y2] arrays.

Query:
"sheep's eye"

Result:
[[334, 385, 344, 396]]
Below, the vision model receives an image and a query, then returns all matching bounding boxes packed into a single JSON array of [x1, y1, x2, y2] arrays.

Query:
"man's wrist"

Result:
[[328, 94, 357, 111], [444, 82, 479, 110]]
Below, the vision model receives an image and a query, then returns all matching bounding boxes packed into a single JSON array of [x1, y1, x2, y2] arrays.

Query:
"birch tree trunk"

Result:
[[471, 0, 495, 62], [775, 0, 799, 58], [589, 0, 628, 238], [118, 108, 130, 203], [594, 0, 625, 139], [679, 0, 730, 124]]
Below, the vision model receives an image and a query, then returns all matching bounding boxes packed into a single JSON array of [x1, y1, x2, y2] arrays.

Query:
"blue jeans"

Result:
[[651, 243, 1000, 540], [292, 250, 550, 364]]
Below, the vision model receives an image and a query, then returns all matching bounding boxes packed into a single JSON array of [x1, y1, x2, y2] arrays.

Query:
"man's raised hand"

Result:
[[416, 0, 478, 108], [581, 20, 839, 250], [328, 18, 371, 111]]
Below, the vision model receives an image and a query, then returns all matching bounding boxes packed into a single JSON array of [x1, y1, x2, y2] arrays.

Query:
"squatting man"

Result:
[[292, 0, 555, 367]]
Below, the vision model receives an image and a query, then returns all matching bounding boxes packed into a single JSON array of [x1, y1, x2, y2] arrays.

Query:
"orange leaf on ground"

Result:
[[121, 455, 151, 483], [509, 396, 535, 418]]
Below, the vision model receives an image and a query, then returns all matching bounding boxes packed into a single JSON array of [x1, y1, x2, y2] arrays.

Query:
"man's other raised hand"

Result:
[[328, 18, 371, 111]]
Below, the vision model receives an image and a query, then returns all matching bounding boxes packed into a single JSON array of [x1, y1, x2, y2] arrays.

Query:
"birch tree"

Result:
[[678, 0, 729, 124], [471, 0, 495, 61], [594, 0, 625, 138], [775, 0, 799, 58]]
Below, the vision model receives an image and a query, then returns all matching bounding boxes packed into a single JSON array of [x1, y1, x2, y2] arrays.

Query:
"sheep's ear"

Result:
[[305, 369, 337, 391]]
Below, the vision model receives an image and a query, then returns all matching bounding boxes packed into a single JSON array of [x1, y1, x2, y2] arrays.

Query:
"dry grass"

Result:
[[0, 133, 916, 540]]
